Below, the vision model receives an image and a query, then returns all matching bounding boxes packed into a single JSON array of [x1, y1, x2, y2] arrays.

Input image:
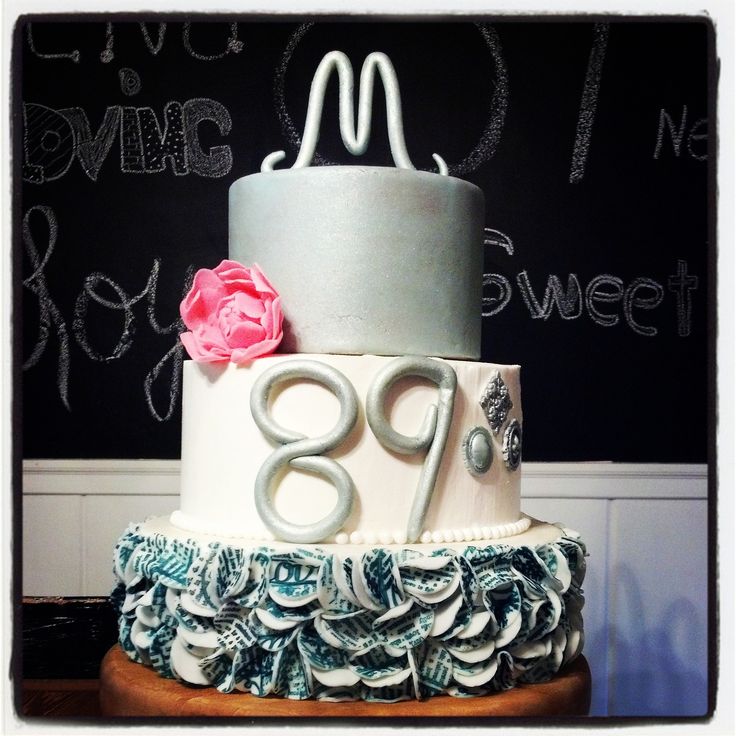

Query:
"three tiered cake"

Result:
[[111, 50, 585, 702]]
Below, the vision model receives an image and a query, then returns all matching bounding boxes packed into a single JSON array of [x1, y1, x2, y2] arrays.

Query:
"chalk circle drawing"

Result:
[[273, 22, 508, 176], [118, 67, 142, 96]]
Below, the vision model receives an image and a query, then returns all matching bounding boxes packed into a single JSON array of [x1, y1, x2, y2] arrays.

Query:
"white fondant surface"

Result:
[[229, 166, 484, 359], [175, 354, 523, 542]]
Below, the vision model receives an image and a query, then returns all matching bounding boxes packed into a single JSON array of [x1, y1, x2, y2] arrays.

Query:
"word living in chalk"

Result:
[[482, 230, 698, 337], [26, 20, 243, 65], [22, 99, 233, 182]]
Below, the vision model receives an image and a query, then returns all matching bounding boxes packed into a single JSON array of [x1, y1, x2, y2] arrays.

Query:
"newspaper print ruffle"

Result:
[[111, 525, 585, 701]]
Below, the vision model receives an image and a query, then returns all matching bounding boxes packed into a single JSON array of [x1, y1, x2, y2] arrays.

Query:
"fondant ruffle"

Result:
[[111, 525, 585, 701]]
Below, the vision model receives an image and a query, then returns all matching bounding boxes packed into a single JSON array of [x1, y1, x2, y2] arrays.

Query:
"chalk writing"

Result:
[[100, 22, 114, 63], [517, 271, 583, 320], [118, 67, 142, 96], [22, 205, 189, 420], [139, 22, 167, 56], [668, 260, 699, 337], [26, 21, 243, 63], [22, 99, 232, 181], [451, 23, 508, 177], [653, 105, 708, 161], [484, 227, 514, 256], [25, 23, 79, 63], [182, 21, 243, 60], [483, 230, 696, 336], [569, 22, 609, 183], [22, 205, 71, 410]]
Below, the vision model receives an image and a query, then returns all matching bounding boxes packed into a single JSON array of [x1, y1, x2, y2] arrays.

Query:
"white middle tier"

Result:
[[173, 354, 524, 544]]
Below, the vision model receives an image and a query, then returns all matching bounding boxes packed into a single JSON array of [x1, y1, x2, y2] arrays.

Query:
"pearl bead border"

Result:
[[335, 515, 532, 546]]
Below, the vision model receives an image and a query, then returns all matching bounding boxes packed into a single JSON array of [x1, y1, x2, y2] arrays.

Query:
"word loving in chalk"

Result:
[[22, 99, 233, 182]]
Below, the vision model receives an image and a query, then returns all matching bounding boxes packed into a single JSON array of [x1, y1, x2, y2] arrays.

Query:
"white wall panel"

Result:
[[608, 498, 709, 717], [22, 494, 83, 596]]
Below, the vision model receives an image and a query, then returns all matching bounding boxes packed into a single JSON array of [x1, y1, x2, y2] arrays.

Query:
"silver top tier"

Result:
[[228, 51, 485, 359]]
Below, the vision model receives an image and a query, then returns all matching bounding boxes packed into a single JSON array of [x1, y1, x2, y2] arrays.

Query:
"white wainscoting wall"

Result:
[[21, 460, 709, 718]]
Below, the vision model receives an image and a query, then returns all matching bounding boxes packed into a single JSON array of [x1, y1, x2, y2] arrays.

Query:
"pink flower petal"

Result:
[[179, 259, 283, 364], [182, 268, 227, 324], [232, 290, 266, 319], [224, 319, 265, 349], [180, 330, 230, 363], [213, 260, 254, 294], [230, 336, 282, 364], [270, 296, 284, 337]]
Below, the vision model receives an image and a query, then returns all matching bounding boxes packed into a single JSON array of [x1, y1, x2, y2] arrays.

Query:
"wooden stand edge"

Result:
[[100, 644, 591, 718]]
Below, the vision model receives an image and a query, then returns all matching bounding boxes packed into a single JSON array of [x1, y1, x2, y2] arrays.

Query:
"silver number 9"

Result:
[[366, 356, 457, 543]]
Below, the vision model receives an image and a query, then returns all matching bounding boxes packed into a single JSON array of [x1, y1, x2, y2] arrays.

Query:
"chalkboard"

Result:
[[16, 17, 714, 462]]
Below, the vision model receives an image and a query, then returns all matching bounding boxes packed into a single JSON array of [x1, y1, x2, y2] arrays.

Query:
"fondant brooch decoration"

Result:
[[179, 260, 283, 363], [479, 370, 513, 433], [462, 426, 493, 476], [502, 419, 522, 470]]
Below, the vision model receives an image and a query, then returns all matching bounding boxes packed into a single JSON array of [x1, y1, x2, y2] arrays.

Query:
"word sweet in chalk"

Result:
[[482, 263, 698, 337], [22, 99, 232, 183], [22, 205, 189, 421], [482, 230, 698, 336]]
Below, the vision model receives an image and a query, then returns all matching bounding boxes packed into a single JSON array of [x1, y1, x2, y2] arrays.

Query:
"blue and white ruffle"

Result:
[[111, 524, 585, 702]]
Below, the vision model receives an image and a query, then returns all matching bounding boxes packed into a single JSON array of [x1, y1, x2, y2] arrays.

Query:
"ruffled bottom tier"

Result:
[[111, 518, 586, 702]]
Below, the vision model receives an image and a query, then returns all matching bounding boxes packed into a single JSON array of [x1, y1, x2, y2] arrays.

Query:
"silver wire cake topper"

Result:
[[262, 50, 448, 174]]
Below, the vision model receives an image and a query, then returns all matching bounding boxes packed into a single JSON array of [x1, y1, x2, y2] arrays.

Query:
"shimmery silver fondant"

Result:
[[250, 359, 358, 543], [479, 370, 513, 433], [365, 356, 457, 544], [462, 426, 493, 476], [230, 167, 483, 359], [502, 419, 522, 471]]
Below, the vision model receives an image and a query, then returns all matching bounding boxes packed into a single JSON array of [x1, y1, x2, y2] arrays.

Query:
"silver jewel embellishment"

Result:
[[462, 426, 493, 476], [479, 370, 513, 433], [502, 419, 522, 470]]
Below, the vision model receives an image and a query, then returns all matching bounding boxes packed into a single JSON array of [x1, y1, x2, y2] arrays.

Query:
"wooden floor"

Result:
[[21, 680, 101, 718]]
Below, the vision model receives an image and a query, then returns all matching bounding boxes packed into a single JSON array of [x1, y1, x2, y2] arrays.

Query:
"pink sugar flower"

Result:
[[179, 260, 283, 363]]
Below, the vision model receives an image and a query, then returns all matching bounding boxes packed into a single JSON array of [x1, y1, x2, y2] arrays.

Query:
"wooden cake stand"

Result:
[[99, 645, 591, 718]]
